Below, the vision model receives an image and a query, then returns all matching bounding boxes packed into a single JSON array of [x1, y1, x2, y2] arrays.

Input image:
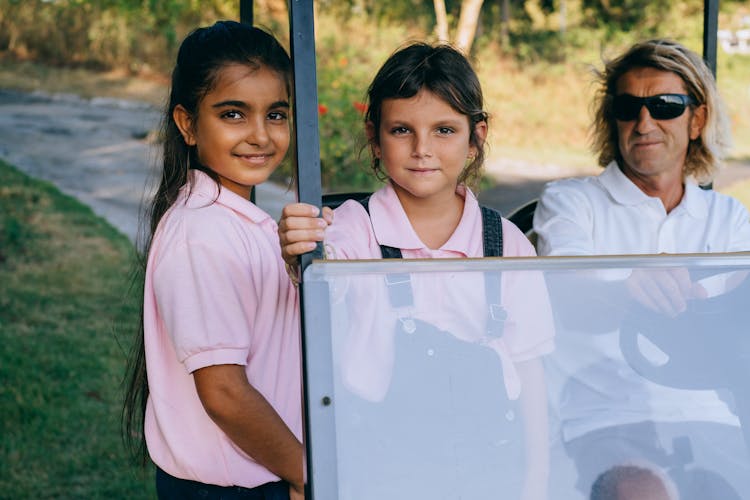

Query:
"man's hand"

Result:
[[625, 268, 707, 317], [278, 203, 334, 266]]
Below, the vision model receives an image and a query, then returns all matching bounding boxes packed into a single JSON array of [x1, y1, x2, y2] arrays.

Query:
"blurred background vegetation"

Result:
[[1, 0, 749, 192]]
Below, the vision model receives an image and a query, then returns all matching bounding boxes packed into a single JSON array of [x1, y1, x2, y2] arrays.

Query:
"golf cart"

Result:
[[245, 2, 750, 498]]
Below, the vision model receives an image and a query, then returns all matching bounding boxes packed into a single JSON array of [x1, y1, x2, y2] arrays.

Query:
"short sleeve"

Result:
[[498, 219, 556, 360], [152, 234, 257, 373], [326, 200, 381, 260], [534, 180, 596, 257], [501, 218, 537, 257]]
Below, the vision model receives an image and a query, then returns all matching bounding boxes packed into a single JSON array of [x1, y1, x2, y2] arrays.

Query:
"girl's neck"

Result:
[[392, 183, 465, 250]]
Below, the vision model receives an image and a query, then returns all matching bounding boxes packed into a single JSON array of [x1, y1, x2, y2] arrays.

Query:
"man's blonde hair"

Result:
[[590, 38, 732, 184]]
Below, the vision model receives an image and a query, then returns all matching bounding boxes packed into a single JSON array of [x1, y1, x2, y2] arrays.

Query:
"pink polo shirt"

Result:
[[143, 170, 301, 488], [326, 182, 555, 401]]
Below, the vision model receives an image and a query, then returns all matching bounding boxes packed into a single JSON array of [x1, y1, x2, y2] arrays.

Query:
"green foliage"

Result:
[[316, 65, 377, 192], [317, 0, 435, 28], [508, 29, 571, 64], [0, 159, 153, 498], [308, 14, 413, 193], [314, 36, 378, 192], [0, 0, 238, 71], [581, 0, 671, 32]]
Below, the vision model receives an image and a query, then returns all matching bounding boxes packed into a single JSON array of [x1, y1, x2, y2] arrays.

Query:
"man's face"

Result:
[[615, 67, 706, 188]]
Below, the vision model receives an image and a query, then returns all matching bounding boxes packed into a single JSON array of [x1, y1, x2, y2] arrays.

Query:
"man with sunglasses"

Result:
[[533, 39, 750, 498]]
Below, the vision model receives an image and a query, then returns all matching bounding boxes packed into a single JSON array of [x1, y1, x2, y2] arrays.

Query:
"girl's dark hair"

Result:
[[364, 42, 488, 189], [122, 20, 291, 463]]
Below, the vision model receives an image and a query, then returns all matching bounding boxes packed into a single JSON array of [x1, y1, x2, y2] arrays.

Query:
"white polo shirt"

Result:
[[534, 161, 750, 256], [533, 161, 750, 440], [143, 170, 301, 487]]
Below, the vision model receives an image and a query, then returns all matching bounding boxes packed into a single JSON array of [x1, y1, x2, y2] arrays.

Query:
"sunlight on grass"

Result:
[[0, 160, 153, 498]]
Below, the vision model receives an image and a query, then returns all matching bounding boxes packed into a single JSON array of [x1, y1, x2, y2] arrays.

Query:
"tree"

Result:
[[500, 0, 511, 47], [431, 0, 485, 54], [434, 0, 450, 42], [454, 0, 485, 53]]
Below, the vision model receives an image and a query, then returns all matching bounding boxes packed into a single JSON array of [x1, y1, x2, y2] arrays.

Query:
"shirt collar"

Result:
[[367, 182, 480, 256], [599, 161, 706, 218], [679, 182, 709, 218], [598, 161, 652, 206], [185, 169, 272, 224]]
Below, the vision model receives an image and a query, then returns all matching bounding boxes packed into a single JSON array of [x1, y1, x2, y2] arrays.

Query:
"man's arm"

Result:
[[533, 181, 596, 257]]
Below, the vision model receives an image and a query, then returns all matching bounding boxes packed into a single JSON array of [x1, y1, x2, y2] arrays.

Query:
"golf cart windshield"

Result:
[[301, 253, 750, 499]]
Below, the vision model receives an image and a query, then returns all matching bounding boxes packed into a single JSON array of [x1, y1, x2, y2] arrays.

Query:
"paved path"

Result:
[[0, 89, 295, 242], [2, 89, 749, 243]]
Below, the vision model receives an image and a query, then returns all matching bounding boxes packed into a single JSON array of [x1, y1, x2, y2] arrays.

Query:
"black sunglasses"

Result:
[[612, 93, 696, 121]]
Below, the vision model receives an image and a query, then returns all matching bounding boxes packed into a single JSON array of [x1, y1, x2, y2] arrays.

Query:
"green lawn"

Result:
[[0, 159, 154, 497]]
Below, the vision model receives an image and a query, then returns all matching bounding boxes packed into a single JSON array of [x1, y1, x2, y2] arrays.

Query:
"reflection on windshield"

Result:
[[302, 255, 750, 500]]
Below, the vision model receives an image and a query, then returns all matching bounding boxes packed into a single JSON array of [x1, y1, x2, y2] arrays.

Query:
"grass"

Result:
[[0, 159, 154, 498]]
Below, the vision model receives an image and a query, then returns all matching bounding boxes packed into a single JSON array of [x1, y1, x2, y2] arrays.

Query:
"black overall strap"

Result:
[[360, 197, 411, 308], [480, 206, 503, 257], [480, 206, 506, 338], [362, 199, 504, 258], [361, 198, 507, 337]]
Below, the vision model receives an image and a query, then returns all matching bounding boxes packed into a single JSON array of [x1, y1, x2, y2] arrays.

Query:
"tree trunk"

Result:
[[500, 0, 510, 47], [433, 0, 450, 42], [455, 0, 485, 54], [559, 0, 567, 35]]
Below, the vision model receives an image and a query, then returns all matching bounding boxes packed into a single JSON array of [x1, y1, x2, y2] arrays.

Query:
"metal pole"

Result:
[[703, 0, 719, 191], [240, 0, 255, 204], [289, 0, 324, 268], [288, 2, 331, 499], [703, 0, 719, 78], [240, 0, 254, 26]]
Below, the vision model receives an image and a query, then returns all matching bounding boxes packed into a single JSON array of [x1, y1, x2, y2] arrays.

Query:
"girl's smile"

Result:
[[233, 152, 276, 165]]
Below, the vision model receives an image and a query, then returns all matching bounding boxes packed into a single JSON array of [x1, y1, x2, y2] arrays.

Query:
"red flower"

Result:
[[353, 101, 367, 114], [318, 104, 328, 116]]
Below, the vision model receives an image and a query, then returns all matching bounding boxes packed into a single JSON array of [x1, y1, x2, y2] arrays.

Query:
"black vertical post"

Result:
[[288, 1, 327, 499], [703, 0, 719, 78], [240, 0, 254, 26], [289, 0, 324, 268], [703, 0, 719, 191], [240, 0, 255, 203]]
